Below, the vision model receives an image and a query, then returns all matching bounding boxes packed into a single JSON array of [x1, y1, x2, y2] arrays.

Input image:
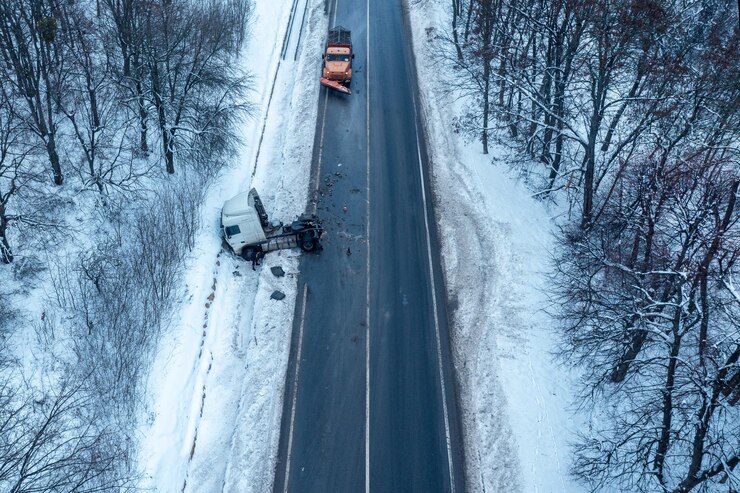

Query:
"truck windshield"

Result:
[[326, 54, 350, 62]]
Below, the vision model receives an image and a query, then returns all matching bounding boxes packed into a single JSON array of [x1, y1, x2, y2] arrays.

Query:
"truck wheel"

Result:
[[242, 247, 255, 261], [301, 239, 316, 252]]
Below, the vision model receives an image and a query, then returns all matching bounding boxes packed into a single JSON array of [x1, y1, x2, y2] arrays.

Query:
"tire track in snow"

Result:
[[526, 355, 566, 492], [180, 253, 224, 493], [526, 357, 542, 492]]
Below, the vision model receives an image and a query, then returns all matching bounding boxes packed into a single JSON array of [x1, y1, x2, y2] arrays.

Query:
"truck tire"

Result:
[[242, 247, 256, 261], [300, 239, 316, 252]]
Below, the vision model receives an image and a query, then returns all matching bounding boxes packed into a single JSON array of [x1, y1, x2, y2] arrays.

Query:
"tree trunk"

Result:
[[511, 88, 520, 137], [165, 127, 175, 174], [539, 34, 554, 167], [610, 323, 646, 383], [47, 134, 63, 185], [673, 455, 740, 493], [497, 56, 507, 107], [581, 81, 603, 229], [601, 69, 643, 153], [698, 179, 738, 359], [451, 0, 464, 61], [479, 0, 493, 155], [546, 15, 568, 191], [548, 122, 564, 189], [653, 325, 682, 482], [482, 57, 490, 154], [526, 34, 539, 153], [464, 0, 474, 41], [611, 212, 655, 382], [132, 50, 149, 154], [138, 79, 148, 154], [150, 61, 173, 173], [581, 142, 595, 228], [40, 36, 63, 186], [0, 200, 12, 263]]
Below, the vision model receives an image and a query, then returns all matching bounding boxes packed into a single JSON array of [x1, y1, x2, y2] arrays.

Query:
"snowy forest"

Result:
[[0, 0, 252, 490], [443, 0, 739, 491]]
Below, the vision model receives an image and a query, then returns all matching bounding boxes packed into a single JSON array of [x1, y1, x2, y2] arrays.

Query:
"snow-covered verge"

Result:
[[407, 3, 584, 492], [136, 0, 326, 491]]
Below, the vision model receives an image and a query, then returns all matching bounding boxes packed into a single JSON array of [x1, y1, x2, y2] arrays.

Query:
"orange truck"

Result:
[[320, 26, 354, 95]]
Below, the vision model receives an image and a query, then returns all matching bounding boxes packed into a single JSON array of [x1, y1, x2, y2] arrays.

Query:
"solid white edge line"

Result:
[[411, 96, 456, 493], [313, 90, 329, 214], [283, 283, 309, 493], [365, 0, 371, 491], [313, 0, 338, 215]]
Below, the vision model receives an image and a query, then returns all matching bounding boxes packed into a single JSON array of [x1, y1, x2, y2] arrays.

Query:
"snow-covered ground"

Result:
[[138, 0, 582, 491]]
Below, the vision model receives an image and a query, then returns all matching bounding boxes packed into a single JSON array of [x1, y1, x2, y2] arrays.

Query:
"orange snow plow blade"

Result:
[[320, 77, 351, 95]]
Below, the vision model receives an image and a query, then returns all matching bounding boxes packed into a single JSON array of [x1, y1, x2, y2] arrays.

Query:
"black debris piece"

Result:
[[271, 266, 285, 277], [271, 290, 286, 300]]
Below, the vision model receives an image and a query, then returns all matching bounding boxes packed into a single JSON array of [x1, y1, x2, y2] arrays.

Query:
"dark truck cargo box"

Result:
[[327, 26, 351, 46]]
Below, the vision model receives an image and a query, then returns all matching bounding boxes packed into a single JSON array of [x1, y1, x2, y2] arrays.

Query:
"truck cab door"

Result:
[[224, 224, 249, 252]]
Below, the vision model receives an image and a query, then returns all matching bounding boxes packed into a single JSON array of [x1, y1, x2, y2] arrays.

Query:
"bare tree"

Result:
[[57, 1, 150, 197], [0, 373, 134, 493], [141, 0, 253, 174], [0, 0, 68, 185], [0, 85, 38, 264], [100, 0, 150, 154], [0, 90, 21, 263], [554, 153, 740, 492], [0, 1, 256, 489], [47, 172, 205, 431]]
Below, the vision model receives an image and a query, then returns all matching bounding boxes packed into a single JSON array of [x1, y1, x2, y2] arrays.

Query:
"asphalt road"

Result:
[[273, 0, 465, 491]]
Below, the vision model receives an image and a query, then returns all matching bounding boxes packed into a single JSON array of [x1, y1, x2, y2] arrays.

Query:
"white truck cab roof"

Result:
[[221, 189, 267, 252]]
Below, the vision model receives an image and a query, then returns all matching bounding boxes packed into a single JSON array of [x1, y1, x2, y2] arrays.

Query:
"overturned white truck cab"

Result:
[[221, 189, 324, 263]]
